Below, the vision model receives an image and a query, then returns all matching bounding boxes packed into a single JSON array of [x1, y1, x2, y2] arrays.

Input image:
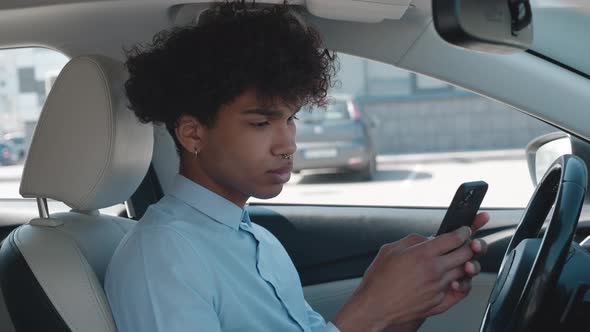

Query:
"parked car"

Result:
[[2, 133, 26, 160], [0, 140, 18, 166], [293, 95, 377, 180]]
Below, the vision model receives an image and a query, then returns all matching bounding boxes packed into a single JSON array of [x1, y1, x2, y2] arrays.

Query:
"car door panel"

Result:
[[249, 204, 590, 331], [303, 277, 361, 323], [248, 205, 511, 331], [301, 273, 496, 332], [419, 273, 496, 332], [249, 205, 524, 285]]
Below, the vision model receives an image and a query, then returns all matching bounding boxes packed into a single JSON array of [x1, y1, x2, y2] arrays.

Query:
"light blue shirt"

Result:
[[105, 174, 341, 332]]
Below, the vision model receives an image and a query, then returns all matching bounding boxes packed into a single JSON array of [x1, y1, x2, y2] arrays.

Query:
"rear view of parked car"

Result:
[[2, 133, 26, 160], [293, 95, 377, 180], [0, 140, 18, 166]]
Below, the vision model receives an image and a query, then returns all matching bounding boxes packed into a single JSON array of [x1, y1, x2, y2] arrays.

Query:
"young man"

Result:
[[105, 2, 489, 332]]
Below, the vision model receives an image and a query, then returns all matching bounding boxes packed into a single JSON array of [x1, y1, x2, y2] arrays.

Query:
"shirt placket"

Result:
[[239, 221, 308, 332]]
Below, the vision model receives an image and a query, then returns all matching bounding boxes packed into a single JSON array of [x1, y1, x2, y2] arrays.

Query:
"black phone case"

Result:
[[436, 181, 488, 236]]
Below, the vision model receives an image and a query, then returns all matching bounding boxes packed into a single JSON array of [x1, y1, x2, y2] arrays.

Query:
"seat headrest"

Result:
[[20, 55, 153, 211]]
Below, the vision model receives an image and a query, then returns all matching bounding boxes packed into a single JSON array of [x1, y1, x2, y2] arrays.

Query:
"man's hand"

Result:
[[423, 212, 489, 317], [332, 212, 489, 332]]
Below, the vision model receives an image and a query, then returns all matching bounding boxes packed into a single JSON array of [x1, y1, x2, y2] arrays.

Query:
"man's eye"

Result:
[[288, 116, 299, 122], [251, 121, 270, 127]]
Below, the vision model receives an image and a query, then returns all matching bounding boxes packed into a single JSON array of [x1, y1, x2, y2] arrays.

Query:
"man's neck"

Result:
[[179, 160, 248, 208]]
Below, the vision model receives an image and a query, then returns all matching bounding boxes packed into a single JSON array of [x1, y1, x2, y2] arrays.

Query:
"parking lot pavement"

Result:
[[0, 150, 535, 209], [0, 164, 24, 199], [0, 164, 23, 181], [251, 149, 534, 208]]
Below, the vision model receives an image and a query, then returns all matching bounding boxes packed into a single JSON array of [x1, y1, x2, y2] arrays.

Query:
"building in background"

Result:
[[330, 54, 555, 154], [333, 55, 453, 97], [0, 48, 68, 152], [0, 49, 554, 157]]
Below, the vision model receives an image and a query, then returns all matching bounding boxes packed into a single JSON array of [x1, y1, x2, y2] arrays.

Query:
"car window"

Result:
[[299, 101, 350, 122], [249, 53, 563, 208], [0, 48, 124, 216]]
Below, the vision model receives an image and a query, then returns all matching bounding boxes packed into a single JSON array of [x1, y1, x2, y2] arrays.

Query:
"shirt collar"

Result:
[[168, 174, 250, 231]]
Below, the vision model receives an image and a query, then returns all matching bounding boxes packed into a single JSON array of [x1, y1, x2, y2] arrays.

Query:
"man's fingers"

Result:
[[471, 239, 488, 258], [465, 260, 481, 277], [442, 266, 465, 287], [422, 226, 471, 255], [471, 212, 490, 233], [440, 242, 474, 270], [400, 234, 428, 248], [382, 234, 427, 254], [451, 278, 472, 293]]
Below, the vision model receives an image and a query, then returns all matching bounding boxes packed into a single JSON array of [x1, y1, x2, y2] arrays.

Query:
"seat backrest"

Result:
[[0, 55, 153, 332]]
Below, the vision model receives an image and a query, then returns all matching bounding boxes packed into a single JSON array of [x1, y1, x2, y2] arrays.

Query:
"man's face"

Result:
[[195, 89, 298, 205]]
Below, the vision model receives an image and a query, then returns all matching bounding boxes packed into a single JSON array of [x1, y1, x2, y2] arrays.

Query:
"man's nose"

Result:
[[273, 126, 297, 156]]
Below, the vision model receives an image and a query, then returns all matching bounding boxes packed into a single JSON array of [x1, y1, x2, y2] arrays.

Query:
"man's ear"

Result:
[[175, 114, 206, 155]]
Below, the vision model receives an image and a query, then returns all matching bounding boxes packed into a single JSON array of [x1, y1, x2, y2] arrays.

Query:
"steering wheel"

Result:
[[480, 155, 587, 332]]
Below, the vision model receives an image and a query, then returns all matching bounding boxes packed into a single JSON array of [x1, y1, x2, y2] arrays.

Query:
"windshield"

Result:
[[531, 0, 590, 76]]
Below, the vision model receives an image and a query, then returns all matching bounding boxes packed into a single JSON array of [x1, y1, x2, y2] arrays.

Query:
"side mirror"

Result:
[[527, 133, 590, 204], [526, 132, 572, 186], [432, 0, 533, 54]]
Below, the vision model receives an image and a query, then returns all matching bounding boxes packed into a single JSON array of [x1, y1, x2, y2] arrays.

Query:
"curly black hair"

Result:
[[123, 0, 338, 156]]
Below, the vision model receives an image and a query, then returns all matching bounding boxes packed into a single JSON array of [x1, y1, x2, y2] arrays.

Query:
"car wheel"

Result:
[[359, 155, 377, 181]]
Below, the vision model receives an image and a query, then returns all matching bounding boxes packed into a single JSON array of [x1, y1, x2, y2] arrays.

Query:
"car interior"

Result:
[[1, 0, 590, 331]]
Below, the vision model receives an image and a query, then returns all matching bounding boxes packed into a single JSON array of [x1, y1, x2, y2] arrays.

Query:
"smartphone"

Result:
[[435, 181, 488, 236]]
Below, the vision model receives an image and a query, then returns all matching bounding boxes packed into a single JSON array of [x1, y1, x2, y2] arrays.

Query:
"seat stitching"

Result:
[[17, 226, 115, 332], [47, 227, 116, 332], [76, 57, 115, 210]]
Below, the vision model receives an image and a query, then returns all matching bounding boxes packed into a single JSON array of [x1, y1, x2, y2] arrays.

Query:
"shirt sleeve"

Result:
[[323, 322, 343, 332], [305, 300, 342, 332], [105, 226, 222, 332]]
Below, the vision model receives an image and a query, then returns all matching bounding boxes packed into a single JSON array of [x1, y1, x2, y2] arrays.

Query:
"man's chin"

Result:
[[251, 184, 284, 200]]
